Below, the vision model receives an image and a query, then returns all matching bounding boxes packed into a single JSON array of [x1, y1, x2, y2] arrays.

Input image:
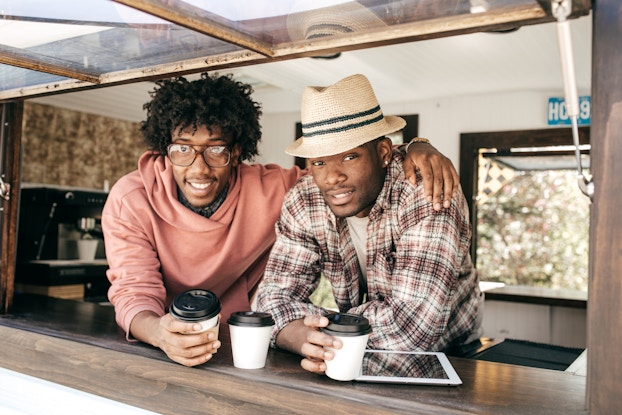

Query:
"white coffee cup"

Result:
[[76, 239, 98, 261], [227, 311, 275, 369], [321, 313, 372, 381], [170, 289, 222, 335]]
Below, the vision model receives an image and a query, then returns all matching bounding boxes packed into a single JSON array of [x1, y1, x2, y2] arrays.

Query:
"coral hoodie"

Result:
[[102, 151, 303, 337]]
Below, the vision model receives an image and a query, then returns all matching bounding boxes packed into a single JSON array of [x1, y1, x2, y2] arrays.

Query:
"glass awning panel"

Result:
[[0, 0, 591, 100]]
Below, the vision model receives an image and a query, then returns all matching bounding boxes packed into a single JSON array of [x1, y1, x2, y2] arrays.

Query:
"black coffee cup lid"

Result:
[[227, 311, 275, 327], [169, 289, 221, 321], [321, 313, 372, 337]]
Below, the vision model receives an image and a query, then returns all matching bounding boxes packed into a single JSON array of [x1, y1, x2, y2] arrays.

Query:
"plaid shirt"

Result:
[[256, 152, 481, 351]]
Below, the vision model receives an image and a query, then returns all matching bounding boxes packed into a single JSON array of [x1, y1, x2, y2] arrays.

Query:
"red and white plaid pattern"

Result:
[[257, 151, 482, 351]]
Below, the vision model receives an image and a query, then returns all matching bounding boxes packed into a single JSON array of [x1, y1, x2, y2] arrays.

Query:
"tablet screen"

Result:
[[355, 350, 462, 385]]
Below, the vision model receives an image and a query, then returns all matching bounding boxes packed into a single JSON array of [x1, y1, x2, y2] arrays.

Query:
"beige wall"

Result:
[[21, 102, 146, 190]]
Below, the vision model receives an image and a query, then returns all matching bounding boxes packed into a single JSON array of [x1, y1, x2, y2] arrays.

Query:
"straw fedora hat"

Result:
[[286, 74, 406, 158], [287, 1, 386, 41]]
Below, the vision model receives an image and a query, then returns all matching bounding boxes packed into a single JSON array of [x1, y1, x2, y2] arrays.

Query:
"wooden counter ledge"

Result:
[[0, 294, 587, 415]]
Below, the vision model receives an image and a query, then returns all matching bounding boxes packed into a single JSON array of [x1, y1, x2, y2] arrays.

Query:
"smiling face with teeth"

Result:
[[308, 137, 392, 218], [170, 124, 240, 210]]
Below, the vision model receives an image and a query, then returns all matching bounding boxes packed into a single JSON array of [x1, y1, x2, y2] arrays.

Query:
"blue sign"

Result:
[[547, 96, 591, 125]]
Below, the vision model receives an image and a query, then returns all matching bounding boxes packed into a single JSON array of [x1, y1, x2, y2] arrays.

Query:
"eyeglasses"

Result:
[[167, 144, 232, 167]]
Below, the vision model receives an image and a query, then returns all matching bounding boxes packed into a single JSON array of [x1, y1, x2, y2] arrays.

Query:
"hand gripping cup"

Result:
[[227, 311, 275, 369], [321, 313, 372, 381], [169, 289, 222, 335]]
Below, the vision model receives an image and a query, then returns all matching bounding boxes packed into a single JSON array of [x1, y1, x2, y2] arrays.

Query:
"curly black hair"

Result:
[[140, 73, 262, 162]]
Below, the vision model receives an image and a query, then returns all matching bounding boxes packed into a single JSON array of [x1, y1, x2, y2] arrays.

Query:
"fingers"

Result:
[[170, 347, 220, 367], [433, 161, 460, 209], [299, 333, 338, 374], [408, 154, 457, 211], [168, 338, 221, 367], [416, 161, 436, 207], [296, 315, 341, 374], [402, 142, 459, 210], [161, 313, 204, 334], [430, 161, 446, 212], [413, 155, 446, 211], [159, 321, 222, 367], [301, 357, 328, 373], [303, 314, 329, 329], [302, 315, 340, 352], [444, 164, 460, 209]]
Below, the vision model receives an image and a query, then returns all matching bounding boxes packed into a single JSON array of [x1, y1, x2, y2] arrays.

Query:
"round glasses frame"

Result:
[[166, 144, 232, 168]]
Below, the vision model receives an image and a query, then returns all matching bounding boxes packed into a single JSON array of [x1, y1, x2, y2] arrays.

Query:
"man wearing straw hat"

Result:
[[256, 74, 483, 374]]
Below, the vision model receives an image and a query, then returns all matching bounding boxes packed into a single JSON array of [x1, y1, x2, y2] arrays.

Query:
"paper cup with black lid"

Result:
[[227, 311, 275, 369], [321, 313, 372, 381], [170, 289, 221, 336]]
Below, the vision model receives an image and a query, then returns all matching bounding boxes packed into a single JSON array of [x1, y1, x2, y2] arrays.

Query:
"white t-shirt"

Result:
[[346, 215, 369, 302]]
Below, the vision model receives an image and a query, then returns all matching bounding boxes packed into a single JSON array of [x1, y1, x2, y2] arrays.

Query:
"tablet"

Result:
[[355, 350, 462, 385]]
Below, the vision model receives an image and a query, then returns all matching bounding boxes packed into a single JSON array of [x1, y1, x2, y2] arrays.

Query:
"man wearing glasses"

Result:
[[102, 73, 458, 367]]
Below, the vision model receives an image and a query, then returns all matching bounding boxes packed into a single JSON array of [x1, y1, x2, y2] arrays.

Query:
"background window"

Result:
[[460, 128, 591, 292]]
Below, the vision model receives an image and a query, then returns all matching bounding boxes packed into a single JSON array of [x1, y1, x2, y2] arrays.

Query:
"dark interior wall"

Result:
[[21, 102, 146, 190]]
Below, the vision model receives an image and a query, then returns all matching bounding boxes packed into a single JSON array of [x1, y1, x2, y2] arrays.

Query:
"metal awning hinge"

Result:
[[552, 0, 594, 201], [552, 0, 572, 20]]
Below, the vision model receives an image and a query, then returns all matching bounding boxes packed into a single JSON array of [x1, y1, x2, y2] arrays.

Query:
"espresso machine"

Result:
[[15, 184, 110, 301]]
